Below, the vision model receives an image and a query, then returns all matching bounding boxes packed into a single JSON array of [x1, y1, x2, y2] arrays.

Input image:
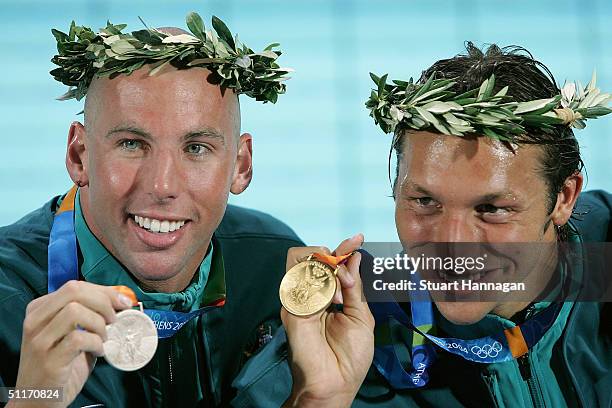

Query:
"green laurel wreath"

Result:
[[366, 71, 612, 140], [50, 12, 292, 103]]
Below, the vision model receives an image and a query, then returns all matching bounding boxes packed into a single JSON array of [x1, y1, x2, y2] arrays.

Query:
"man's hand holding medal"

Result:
[[280, 234, 375, 408], [12, 283, 136, 407]]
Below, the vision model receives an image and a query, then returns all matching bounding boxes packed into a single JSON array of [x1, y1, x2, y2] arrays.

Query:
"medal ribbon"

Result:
[[311, 252, 353, 269], [47, 186, 225, 338], [369, 277, 562, 389]]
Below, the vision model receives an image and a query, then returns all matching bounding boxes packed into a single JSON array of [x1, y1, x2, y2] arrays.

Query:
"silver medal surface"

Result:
[[103, 309, 158, 371]]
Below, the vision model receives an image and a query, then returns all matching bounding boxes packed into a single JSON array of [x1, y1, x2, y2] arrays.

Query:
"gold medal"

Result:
[[279, 252, 353, 317]]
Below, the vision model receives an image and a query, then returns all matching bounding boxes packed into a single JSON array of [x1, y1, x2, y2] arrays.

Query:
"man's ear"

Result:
[[550, 172, 584, 226], [65, 121, 89, 186], [230, 133, 253, 195]]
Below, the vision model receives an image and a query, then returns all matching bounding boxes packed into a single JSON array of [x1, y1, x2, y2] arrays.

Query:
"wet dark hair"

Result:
[[391, 42, 584, 240]]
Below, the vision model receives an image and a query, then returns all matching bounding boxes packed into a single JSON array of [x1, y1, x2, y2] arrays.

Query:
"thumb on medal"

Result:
[[329, 233, 374, 329], [332, 233, 364, 258], [110, 285, 138, 307], [331, 233, 364, 304], [336, 252, 375, 328]]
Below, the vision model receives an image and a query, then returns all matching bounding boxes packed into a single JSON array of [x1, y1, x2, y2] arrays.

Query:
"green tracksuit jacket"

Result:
[[0, 193, 303, 407], [232, 191, 612, 408]]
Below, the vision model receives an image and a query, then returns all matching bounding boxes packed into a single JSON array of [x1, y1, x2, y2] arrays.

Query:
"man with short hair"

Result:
[[0, 13, 303, 407], [233, 43, 611, 407]]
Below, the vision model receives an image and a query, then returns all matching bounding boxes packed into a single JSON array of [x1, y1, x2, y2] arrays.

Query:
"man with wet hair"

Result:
[[233, 43, 611, 407]]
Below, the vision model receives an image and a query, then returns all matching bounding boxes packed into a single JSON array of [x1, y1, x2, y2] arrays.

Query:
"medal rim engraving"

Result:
[[103, 309, 158, 372]]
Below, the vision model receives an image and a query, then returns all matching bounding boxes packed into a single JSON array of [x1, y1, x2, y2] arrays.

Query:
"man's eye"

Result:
[[475, 204, 512, 223], [185, 144, 209, 155], [120, 140, 143, 151], [406, 197, 441, 214], [414, 197, 437, 207], [476, 204, 508, 214]]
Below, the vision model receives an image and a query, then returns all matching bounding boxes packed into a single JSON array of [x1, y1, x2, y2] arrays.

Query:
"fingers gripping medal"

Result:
[[280, 252, 353, 316], [103, 286, 158, 371]]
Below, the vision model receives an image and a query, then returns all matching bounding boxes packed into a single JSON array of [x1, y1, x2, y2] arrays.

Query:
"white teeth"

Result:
[[160, 220, 170, 233], [150, 219, 161, 233], [132, 215, 187, 233]]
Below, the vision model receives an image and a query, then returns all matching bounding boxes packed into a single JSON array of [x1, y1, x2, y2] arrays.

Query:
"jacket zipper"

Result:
[[517, 304, 545, 408], [162, 345, 176, 408], [518, 353, 545, 408], [168, 347, 175, 385]]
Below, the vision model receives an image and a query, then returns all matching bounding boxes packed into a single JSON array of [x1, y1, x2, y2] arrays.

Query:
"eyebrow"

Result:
[[476, 192, 519, 203], [105, 125, 226, 146], [403, 182, 518, 203], [106, 125, 152, 140], [183, 128, 226, 145], [402, 182, 435, 197]]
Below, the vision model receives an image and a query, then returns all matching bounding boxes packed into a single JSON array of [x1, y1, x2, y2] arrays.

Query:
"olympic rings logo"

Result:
[[470, 341, 503, 359]]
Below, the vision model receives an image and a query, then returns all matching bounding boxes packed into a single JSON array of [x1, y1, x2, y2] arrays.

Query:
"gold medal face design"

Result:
[[280, 259, 336, 316]]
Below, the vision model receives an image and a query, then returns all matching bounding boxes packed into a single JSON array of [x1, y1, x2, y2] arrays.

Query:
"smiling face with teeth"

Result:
[[65, 65, 253, 293], [393, 131, 583, 325]]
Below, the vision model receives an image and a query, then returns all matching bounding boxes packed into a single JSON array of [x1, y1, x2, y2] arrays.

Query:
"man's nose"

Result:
[[145, 150, 181, 202], [436, 212, 479, 243]]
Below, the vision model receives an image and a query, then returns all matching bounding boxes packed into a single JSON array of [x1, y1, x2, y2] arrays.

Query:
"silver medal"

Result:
[[103, 307, 158, 371]]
